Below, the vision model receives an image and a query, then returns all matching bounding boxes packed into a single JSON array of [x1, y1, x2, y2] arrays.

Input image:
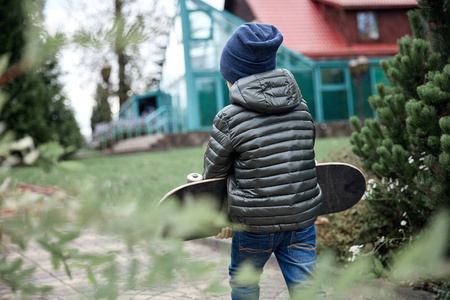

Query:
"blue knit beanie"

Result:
[[220, 23, 283, 84]]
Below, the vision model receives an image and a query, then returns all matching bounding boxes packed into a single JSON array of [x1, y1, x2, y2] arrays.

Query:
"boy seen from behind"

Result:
[[203, 23, 323, 299]]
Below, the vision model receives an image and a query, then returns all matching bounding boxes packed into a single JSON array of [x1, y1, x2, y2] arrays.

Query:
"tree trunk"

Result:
[[115, 0, 129, 108], [118, 52, 128, 107]]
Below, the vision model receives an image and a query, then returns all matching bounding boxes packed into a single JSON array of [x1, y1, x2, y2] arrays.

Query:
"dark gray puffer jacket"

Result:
[[203, 68, 322, 233]]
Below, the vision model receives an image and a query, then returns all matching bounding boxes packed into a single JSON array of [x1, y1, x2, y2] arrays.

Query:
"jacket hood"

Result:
[[228, 69, 302, 114]]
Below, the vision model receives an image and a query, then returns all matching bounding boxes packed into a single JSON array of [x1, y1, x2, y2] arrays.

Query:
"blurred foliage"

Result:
[[0, 166, 230, 297], [0, 0, 448, 298], [3, 122, 447, 298], [295, 211, 449, 300], [0, 74, 228, 295], [0, 0, 83, 154], [1, 121, 448, 299]]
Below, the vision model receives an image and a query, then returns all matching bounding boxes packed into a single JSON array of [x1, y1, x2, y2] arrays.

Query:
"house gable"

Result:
[[225, 0, 417, 59]]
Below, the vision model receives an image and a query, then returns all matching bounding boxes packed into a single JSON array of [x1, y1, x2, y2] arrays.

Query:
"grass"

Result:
[[7, 136, 351, 203], [315, 136, 351, 163]]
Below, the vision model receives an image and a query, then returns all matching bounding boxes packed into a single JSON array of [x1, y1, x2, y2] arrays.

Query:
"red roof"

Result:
[[313, 0, 418, 9], [245, 0, 414, 59]]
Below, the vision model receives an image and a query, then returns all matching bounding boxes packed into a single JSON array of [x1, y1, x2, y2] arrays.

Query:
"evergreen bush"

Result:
[[350, 0, 449, 260]]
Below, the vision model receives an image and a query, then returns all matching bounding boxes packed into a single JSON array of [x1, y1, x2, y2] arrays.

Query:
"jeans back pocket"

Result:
[[287, 225, 317, 263], [238, 232, 273, 263]]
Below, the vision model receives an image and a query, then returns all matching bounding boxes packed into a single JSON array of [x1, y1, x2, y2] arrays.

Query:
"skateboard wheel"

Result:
[[187, 173, 203, 183]]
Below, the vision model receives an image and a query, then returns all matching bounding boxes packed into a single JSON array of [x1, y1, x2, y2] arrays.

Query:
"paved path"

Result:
[[0, 233, 289, 299], [0, 232, 437, 299]]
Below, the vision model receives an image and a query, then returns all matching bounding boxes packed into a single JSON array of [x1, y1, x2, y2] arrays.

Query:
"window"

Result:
[[357, 12, 379, 40], [322, 91, 348, 121], [321, 68, 345, 85], [292, 72, 315, 120], [196, 78, 217, 127], [189, 10, 213, 40]]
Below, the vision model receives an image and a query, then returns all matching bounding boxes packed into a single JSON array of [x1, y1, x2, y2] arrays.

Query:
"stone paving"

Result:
[[0, 231, 438, 299], [0, 232, 289, 300]]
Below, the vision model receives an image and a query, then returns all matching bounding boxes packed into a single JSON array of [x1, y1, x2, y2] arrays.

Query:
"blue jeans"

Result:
[[229, 224, 317, 300]]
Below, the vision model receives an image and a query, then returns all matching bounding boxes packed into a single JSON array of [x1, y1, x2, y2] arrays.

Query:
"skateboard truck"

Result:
[[187, 173, 203, 183]]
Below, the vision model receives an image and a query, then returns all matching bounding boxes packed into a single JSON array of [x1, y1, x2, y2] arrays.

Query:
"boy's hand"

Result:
[[215, 227, 233, 239]]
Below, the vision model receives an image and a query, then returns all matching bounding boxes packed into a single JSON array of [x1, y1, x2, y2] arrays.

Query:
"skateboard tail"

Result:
[[316, 163, 366, 216]]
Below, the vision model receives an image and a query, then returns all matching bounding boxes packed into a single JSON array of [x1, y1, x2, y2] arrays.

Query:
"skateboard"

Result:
[[159, 162, 366, 240]]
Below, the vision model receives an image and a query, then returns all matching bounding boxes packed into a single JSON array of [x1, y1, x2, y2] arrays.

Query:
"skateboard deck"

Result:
[[159, 162, 366, 240]]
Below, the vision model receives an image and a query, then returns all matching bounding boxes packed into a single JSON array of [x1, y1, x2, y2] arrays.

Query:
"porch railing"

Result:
[[92, 106, 186, 150]]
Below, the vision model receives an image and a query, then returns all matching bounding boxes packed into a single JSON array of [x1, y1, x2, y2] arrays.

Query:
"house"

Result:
[[224, 0, 417, 123], [112, 0, 417, 148], [225, 0, 416, 59]]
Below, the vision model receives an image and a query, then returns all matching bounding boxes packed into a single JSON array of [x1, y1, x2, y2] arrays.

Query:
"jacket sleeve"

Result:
[[203, 113, 234, 179]]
